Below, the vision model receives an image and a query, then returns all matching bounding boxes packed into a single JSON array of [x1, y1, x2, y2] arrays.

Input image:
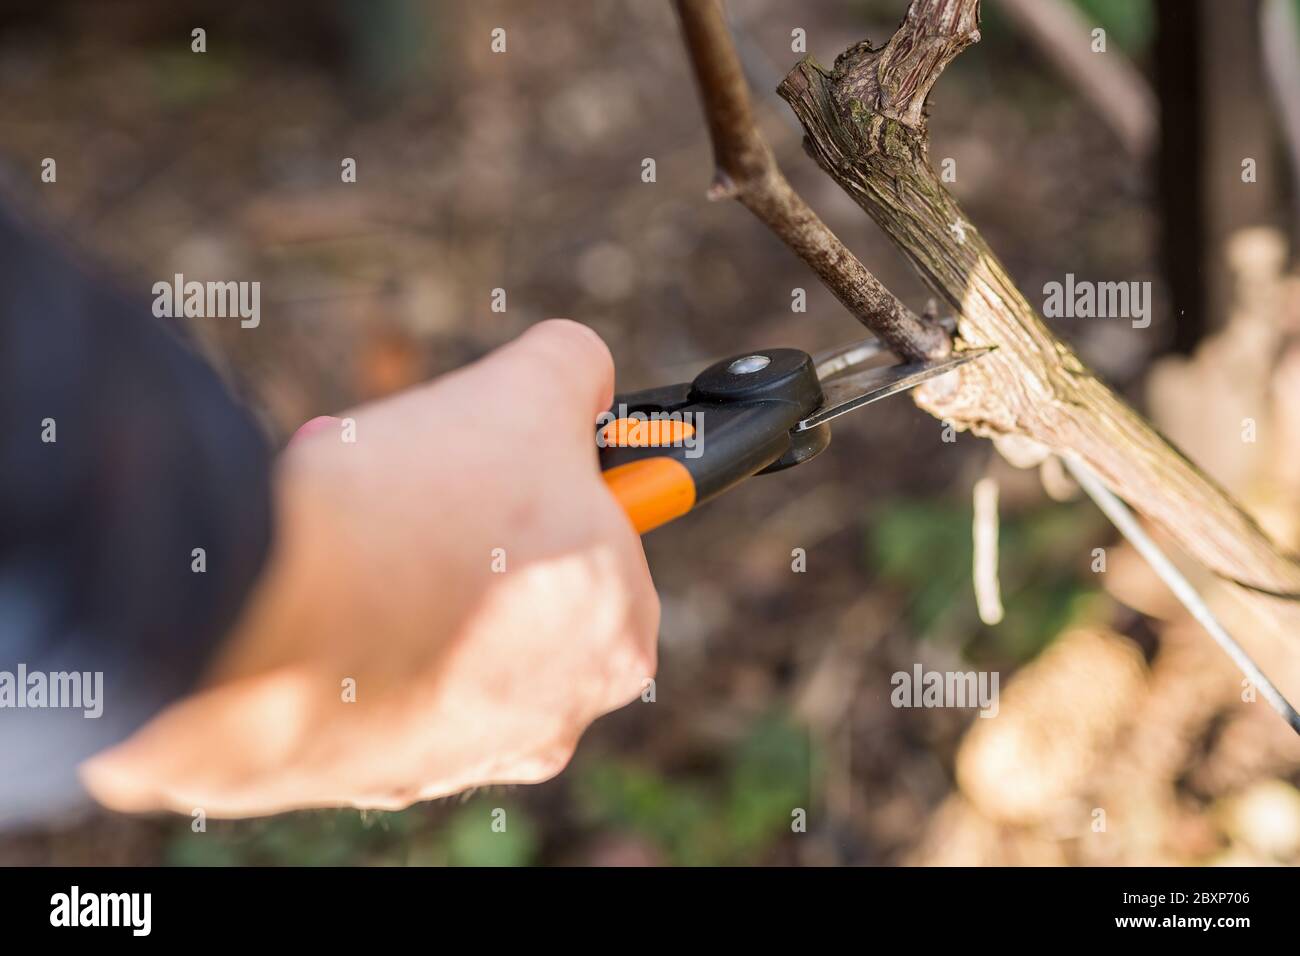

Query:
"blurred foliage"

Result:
[[166, 801, 540, 867], [162, 713, 809, 867], [574, 762, 715, 863], [146, 49, 241, 109], [867, 500, 970, 637], [445, 804, 537, 867], [336, 0, 432, 95], [167, 807, 420, 866], [850, 0, 1155, 58], [866, 496, 1107, 662], [1071, 0, 1154, 57], [574, 711, 813, 865], [969, 0, 1153, 59]]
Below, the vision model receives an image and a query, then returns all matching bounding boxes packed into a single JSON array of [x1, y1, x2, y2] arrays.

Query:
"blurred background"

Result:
[[2, 0, 1300, 865]]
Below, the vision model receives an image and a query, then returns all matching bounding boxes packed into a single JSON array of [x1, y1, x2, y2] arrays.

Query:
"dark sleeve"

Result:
[[0, 205, 274, 827]]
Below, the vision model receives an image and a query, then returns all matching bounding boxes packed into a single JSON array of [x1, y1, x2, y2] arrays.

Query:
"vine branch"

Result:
[[672, 0, 950, 361], [674, 0, 1300, 672]]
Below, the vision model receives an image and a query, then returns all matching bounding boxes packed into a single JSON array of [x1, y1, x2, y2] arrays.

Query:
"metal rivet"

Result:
[[727, 354, 770, 374]]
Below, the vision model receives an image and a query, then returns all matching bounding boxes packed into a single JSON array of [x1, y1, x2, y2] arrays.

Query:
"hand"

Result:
[[81, 320, 660, 818]]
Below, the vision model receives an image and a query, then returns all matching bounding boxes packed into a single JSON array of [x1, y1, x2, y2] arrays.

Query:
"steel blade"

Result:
[[810, 337, 890, 379], [811, 317, 960, 380], [794, 348, 993, 432]]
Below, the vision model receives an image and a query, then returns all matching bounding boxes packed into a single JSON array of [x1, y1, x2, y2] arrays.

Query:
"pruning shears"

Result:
[[597, 335, 994, 533]]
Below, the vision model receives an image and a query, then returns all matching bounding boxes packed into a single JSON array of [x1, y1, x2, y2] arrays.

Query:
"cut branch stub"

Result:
[[834, 0, 980, 130]]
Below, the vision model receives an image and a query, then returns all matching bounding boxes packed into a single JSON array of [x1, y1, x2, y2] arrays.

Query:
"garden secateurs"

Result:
[[597, 336, 994, 533]]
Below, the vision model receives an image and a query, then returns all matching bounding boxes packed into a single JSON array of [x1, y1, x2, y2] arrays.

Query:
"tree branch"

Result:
[[673, 0, 1300, 661], [772, 0, 1300, 620], [672, 0, 950, 361]]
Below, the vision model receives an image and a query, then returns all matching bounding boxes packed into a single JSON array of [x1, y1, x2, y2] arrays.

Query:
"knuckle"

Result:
[[628, 640, 658, 682], [512, 320, 613, 407], [516, 739, 579, 783], [533, 318, 612, 367]]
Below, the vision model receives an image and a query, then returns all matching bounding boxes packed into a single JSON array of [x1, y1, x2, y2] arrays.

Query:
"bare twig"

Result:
[[972, 476, 1004, 625], [996, 0, 1157, 160], [672, 0, 949, 361]]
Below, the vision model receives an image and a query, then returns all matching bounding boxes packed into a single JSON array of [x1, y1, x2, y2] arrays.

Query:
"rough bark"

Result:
[[771, 0, 1300, 615]]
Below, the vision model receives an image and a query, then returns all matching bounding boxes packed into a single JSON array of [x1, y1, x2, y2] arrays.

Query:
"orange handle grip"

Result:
[[602, 457, 696, 534]]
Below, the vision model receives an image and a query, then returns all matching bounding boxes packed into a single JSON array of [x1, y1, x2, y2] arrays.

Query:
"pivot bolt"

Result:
[[727, 354, 771, 375]]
